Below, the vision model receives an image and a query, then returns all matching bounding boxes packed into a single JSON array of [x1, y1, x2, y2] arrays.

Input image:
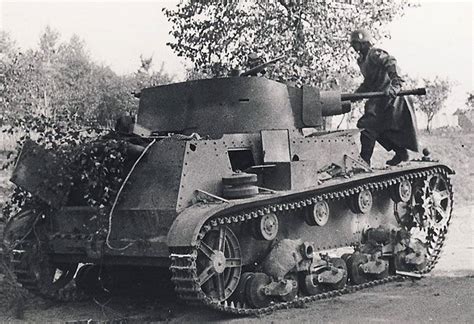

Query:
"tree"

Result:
[[466, 91, 474, 109], [1, 29, 176, 223], [1, 27, 174, 129], [414, 77, 452, 132], [0, 32, 43, 122], [164, 0, 409, 88], [132, 55, 174, 90]]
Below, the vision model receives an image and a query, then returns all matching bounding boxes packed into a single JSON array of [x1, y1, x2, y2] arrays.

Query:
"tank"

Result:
[[2, 72, 454, 315]]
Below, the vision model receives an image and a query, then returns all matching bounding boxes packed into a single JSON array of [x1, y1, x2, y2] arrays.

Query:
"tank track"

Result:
[[10, 241, 87, 302], [170, 165, 453, 316]]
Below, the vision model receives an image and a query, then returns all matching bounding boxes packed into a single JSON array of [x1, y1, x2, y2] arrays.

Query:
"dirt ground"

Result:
[[0, 203, 472, 323], [0, 131, 472, 323], [0, 277, 472, 323]]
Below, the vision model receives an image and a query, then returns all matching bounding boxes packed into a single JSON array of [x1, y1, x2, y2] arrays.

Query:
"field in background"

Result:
[[371, 130, 473, 206]]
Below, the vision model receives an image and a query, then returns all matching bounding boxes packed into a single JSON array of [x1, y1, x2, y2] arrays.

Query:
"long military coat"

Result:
[[356, 47, 419, 152]]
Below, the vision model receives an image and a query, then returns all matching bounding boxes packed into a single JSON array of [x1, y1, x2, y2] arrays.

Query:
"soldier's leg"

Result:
[[360, 130, 376, 166], [377, 134, 409, 166]]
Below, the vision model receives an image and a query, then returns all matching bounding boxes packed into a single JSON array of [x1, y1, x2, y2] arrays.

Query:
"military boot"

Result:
[[386, 148, 409, 166]]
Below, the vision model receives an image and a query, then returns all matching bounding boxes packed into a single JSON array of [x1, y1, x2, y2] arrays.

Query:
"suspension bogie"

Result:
[[179, 170, 448, 307], [4, 165, 453, 315]]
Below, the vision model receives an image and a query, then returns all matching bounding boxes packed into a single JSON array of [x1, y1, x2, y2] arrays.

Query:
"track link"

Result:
[[170, 166, 453, 315]]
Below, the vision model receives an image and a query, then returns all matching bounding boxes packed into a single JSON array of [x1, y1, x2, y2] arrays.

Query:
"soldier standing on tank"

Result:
[[350, 29, 419, 166]]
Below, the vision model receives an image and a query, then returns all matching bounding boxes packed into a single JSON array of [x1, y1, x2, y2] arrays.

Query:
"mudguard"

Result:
[[167, 202, 234, 247]]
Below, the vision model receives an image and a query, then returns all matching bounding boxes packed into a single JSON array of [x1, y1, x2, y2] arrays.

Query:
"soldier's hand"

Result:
[[385, 84, 400, 99]]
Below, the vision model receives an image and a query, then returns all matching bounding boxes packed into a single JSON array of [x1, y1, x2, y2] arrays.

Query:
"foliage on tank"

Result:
[[2, 114, 130, 235]]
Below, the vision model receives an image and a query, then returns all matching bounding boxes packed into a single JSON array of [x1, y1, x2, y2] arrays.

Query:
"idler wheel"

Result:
[[350, 189, 373, 214], [252, 213, 279, 241], [392, 179, 413, 203], [196, 226, 242, 302], [347, 252, 369, 285], [245, 272, 272, 308], [305, 201, 330, 226], [327, 258, 348, 290]]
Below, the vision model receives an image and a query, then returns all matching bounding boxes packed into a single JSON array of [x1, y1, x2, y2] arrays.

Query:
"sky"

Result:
[[0, 0, 473, 126]]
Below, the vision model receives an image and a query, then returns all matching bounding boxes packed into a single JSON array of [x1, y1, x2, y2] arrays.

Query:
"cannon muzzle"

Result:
[[341, 88, 426, 102]]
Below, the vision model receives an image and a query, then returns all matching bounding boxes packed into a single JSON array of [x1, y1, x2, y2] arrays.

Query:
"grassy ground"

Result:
[[419, 131, 473, 206], [371, 130, 473, 206]]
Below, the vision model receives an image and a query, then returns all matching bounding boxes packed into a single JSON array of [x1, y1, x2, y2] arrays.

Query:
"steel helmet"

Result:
[[350, 29, 373, 44], [247, 52, 264, 69], [248, 52, 261, 61]]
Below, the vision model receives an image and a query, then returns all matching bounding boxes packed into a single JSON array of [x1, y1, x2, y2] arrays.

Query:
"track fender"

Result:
[[167, 202, 235, 247], [444, 165, 455, 175]]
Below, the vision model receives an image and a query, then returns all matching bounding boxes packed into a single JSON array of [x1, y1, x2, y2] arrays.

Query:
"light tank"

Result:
[[2, 64, 454, 314]]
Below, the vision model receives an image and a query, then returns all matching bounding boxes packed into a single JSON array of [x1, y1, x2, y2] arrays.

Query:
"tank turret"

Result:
[[133, 76, 425, 138]]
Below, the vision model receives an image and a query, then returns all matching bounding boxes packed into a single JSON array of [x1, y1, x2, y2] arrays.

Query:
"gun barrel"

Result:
[[341, 88, 426, 101]]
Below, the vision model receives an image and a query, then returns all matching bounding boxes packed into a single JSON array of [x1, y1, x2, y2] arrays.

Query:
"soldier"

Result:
[[114, 115, 134, 134], [246, 52, 266, 76], [350, 29, 419, 166]]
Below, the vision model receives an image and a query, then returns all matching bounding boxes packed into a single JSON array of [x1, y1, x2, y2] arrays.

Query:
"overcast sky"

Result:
[[1, 0, 472, 122]]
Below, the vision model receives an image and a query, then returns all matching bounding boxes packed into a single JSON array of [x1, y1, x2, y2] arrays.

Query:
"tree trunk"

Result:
[[426, 114, 434, 133]]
